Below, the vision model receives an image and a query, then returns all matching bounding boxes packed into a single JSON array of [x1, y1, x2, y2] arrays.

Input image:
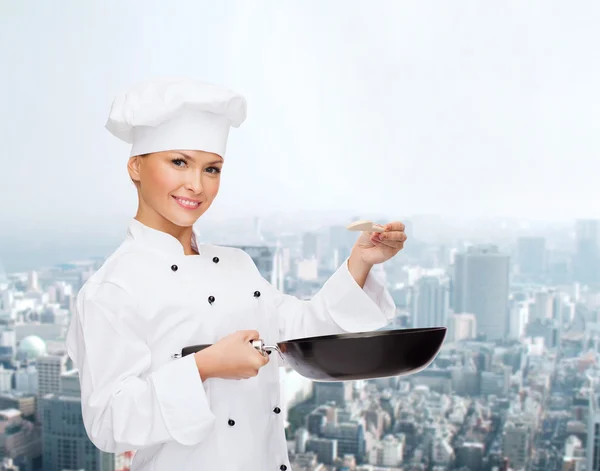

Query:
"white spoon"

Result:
[[346, 220, 385, 233]]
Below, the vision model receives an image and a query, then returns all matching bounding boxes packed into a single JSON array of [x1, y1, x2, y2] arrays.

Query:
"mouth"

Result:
[[172, 195, 201, 210]]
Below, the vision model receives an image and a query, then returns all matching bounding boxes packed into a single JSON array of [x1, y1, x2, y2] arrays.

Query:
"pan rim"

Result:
[[279, 326, 447, 345]]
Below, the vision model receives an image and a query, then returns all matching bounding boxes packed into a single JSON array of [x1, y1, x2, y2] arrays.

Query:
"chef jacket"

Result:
[[65, 218, 396, 471]]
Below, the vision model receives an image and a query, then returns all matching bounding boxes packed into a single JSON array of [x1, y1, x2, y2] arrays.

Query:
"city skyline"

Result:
[[0, 214, 595, 275], [2, 1, 600, 469], [0, 213, 598, 470]]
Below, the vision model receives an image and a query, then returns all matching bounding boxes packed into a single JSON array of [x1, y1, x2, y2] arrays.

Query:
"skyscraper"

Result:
[[36, 354, 68, 423], [447, 313, 477, 342], [329, 226, 356, 267], [411, 276, 449, 329], [516, 237, 546, 277], [588, 389, 600, 471], [302, 232, 319, 259], [42, 370, 115, 471], [453, 245, 510, 341], [575, 219, 600, 285], [233, 245, 276, 282]]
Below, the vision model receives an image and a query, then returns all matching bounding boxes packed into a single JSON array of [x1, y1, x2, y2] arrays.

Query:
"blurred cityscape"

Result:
[[0, 214, 599, 471]]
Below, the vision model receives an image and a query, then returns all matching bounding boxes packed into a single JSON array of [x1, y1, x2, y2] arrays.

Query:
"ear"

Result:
[[127, 156, 142, 183]]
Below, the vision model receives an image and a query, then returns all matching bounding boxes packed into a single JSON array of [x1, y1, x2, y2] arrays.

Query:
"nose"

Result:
[[185, 169, 204, 194]]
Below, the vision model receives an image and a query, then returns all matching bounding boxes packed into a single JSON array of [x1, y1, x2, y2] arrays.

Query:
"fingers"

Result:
[[383, 221, 406, 232], [241, 330, 260, 341], [379, 231, 408, 248], [256, 353, 270, 367], [370, 226, 407, 249], [379, 231, 407, 243], [376, 238, 405, 250], [252, 351, 270, 370]]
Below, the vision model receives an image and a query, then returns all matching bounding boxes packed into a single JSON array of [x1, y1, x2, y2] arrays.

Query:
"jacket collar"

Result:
[[127, 218, 202, 257]]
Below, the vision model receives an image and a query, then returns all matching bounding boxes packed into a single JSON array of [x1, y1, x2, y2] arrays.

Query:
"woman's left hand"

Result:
[[352, 221, 407, 266]]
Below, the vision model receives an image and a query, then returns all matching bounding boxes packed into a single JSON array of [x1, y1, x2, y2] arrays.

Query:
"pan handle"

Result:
[[251, 339, 284, 361], [171, 339, 284, 361]]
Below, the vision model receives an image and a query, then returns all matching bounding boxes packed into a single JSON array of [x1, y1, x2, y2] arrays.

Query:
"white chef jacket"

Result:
[[65, 218, 396, 471]]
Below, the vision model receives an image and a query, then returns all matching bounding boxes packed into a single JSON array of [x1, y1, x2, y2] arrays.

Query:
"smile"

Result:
[[173, 196, 201, 209]]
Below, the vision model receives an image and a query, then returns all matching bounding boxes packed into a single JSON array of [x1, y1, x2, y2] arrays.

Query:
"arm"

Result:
[[247, 252, 396, 341], [66, 281, 215, 453]]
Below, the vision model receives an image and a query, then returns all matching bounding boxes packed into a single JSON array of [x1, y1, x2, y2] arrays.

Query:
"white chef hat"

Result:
[[105, 78, 247, 158]]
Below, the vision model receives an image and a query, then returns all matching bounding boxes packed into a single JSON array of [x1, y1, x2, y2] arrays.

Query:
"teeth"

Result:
[[175, 197, 199, 207]]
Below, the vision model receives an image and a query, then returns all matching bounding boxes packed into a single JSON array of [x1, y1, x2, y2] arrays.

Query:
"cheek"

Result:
[[151, 168, 180, 193], [206, 178, 221, 196], [140, 167, 180, 205]]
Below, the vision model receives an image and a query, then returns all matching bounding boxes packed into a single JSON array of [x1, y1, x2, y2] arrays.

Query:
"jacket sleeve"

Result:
[[65, 281, 215, 453], [249, 254, 396, 341]]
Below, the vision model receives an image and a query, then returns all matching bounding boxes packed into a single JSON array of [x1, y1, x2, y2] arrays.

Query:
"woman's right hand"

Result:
[[194, 330, 270, 380]]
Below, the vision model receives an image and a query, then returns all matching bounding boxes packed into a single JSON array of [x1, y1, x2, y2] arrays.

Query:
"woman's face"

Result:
[[128, 149, 223, 228]]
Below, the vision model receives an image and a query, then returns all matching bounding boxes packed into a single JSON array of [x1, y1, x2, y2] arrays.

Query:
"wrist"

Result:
[[194, 349, 217, 380], [348, 250, 373, 288], [349, 249, 373, 272]]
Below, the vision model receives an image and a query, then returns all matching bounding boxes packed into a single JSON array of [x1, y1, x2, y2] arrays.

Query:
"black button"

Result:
[[208, 296, 215, 304], [171, 265, 178, 272], [280, 466, 287, 470], [273, 407, 281, 414], [213, 256, 219, 263], [254, 291, 261, 297], [228, 419, 235, 426]]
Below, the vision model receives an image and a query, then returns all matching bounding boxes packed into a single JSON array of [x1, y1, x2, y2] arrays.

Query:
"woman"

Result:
[[65, 78, 407, 471]]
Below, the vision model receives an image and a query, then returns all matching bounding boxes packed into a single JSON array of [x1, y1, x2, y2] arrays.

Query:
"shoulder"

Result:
[[79, 244, 151, 301]]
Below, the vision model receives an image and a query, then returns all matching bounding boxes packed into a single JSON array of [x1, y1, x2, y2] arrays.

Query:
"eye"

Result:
[[206, 167, 222, 174], [171, 159, 186, 167]]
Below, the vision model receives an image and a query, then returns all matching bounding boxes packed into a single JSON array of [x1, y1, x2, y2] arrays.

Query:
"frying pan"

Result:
[[175, 327, 447, 381]]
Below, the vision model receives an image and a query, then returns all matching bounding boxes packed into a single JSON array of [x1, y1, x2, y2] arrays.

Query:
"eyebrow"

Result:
[[174, 151, 224, 165]]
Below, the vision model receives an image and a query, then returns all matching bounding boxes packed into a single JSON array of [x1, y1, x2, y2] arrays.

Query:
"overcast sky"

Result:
[[1, 0, 599, 234]]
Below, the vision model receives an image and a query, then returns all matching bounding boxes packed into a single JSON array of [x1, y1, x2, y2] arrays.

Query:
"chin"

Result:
[[172, 208, 210, 226]]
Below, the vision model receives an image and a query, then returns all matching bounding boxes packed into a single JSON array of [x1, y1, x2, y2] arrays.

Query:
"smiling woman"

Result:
[[66, 78, 398, 471]]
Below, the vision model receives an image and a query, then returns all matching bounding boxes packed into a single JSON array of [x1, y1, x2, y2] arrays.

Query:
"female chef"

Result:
[[65, 78, 408, 471]]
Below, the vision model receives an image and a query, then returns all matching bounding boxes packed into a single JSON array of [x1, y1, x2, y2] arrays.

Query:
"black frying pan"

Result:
[[176, 327, 447, 382]]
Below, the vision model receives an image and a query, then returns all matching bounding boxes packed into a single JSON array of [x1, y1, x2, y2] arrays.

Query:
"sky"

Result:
[[1, 0, 599, 238]]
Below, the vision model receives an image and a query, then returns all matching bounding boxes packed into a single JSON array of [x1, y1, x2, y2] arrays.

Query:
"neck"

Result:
[[135, 206, 197, 256]]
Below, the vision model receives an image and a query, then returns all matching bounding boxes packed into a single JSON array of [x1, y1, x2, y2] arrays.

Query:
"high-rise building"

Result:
[[502, 421, 530, 469], [517, 237, 546, 277], [27, 271, 39, 292], [455, 442, 484, 471], [41, 370, 116, 471], [447, 313, 477, 342], [529, 290, 554, 323], [453, 245, 510, 341], [232, 245, 276, 282], [322, 422, 366, 463], [508, 301, 528, 340], [314, 382, 352, 407], [36, 354, 68, 423], [587, 391, 600, 471], [411, 276, 449, 329], [575, 219, 600, 285], [306, 438, 337, 465], [329, 226, 355, 268], [302, 232, 319, 259], [368, 434, 404, 467]]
